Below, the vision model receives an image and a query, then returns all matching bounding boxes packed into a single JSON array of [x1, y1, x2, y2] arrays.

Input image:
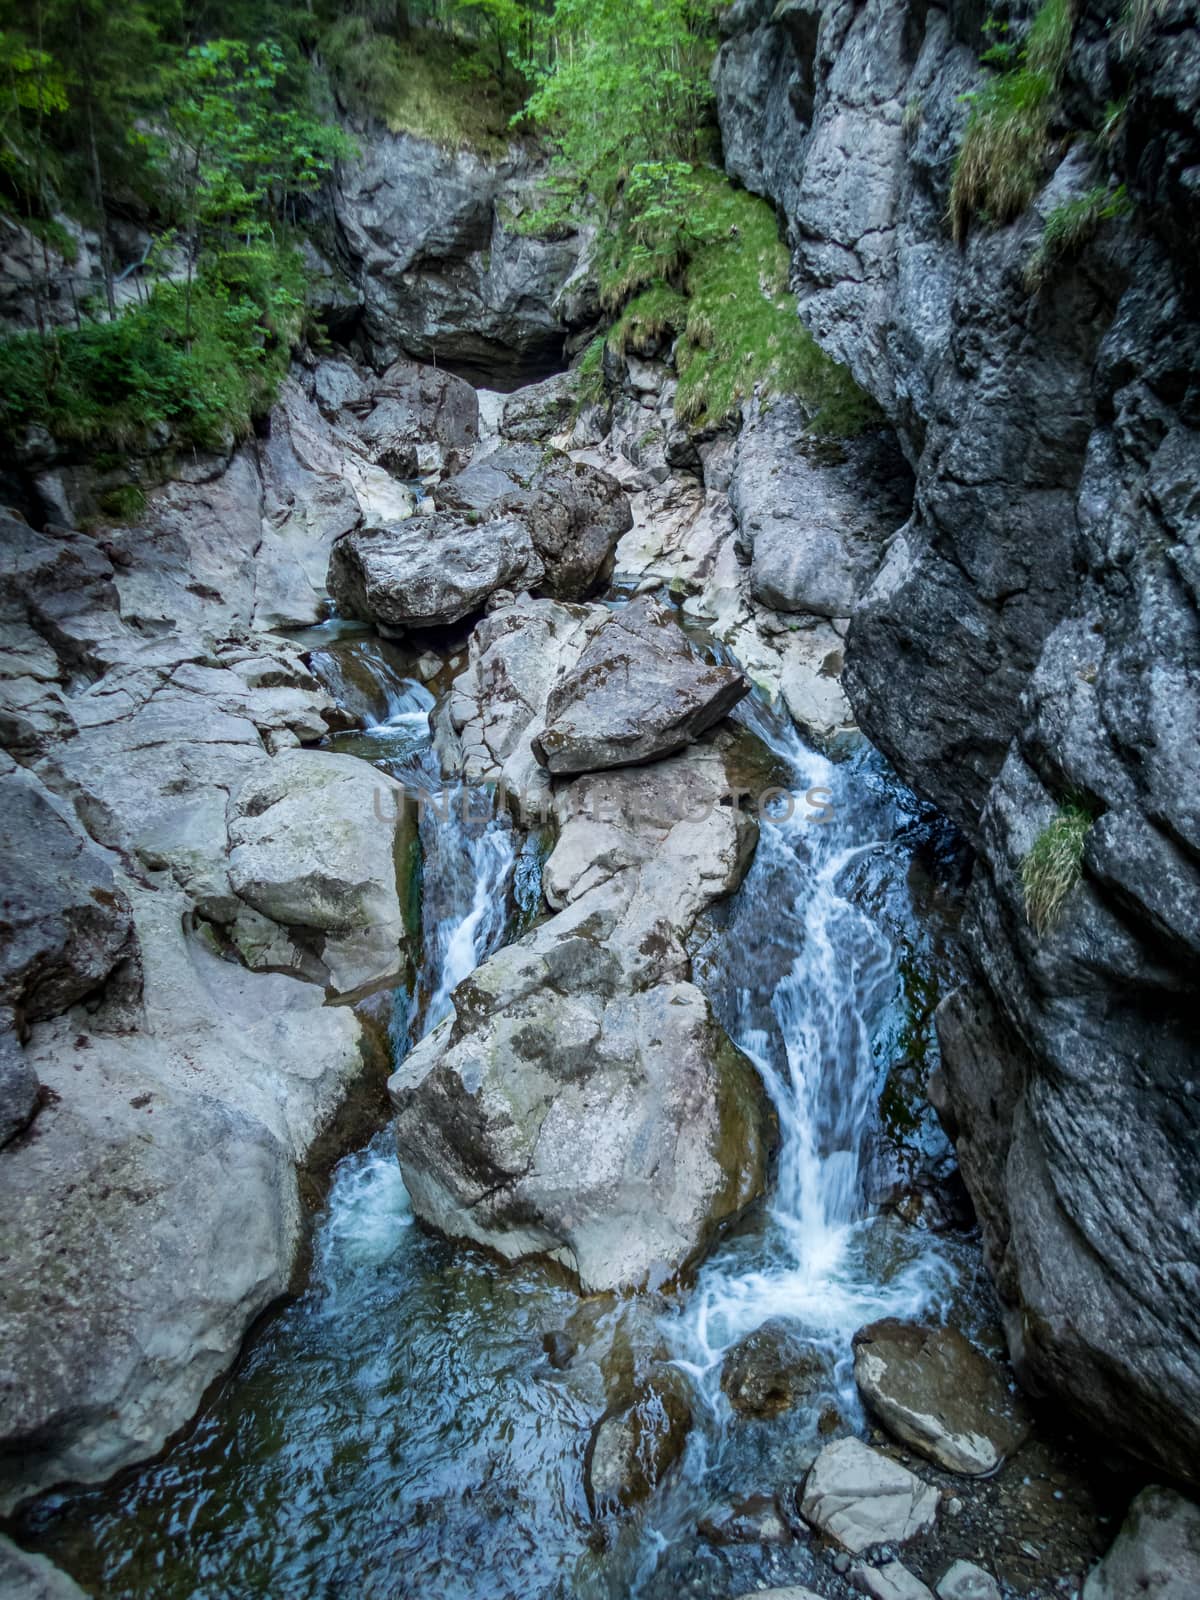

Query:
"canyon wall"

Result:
[[714, 0, 1200, 1484]]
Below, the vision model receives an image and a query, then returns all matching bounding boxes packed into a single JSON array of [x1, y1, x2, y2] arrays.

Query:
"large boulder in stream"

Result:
[[226, 749, 414, 998], [852, 1320, 1029, 1476], [390, 973, 770, 1293], [800, 1436, 940, 1553], [388, 735, 771, 1292], [532, 597, 749, 774], [327, 514, 543, 630], [434, 443, 632, 599]]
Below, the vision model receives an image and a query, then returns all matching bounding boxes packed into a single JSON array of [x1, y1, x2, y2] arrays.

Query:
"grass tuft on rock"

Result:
[[1024, 182, 1132, 288], [1021, 803, 1092, 933], [949, 0, 1075, 244]]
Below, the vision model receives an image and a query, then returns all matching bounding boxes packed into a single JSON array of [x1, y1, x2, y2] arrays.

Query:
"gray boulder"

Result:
[[1082, 1486, 1200, 1600], [500, 372, 576, 441], [936, 1562, 1001, 1600], [729, 400, 911, 618], [533, 598, 749, 774], [435, 444, 632, 599], [227, 750, 413, 998], [327, 514, 543, 630], [852, 1564, 936, 1600], [0, 764, 136, 1028], [350, 358, 479, 479], [800, 1436, 939, 1553], [390, 971, 770, 1293], [852, 1319, 1029, 1475]]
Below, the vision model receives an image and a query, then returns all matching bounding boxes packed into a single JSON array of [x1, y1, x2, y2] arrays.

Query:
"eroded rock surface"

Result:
[[1082, 1486, 1200, 1600], [533, 597, 749, 774]]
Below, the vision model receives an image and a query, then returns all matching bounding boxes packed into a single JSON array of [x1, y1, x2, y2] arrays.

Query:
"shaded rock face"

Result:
[[333, 131, 593, 380], [851, 1319, 1029, 1476], [533, 597, 750, 774], [799, 1435, 939, 1554], [0, 1535, 87, 1599], [310, 355, 479, 479], [713, 0, 1200, 1482], [1082, 1486, 1200, 1600], [327, 514, 542, 630], [499, 371, 576, 442], [728, 398, 913, 618], [0, 382, 413, 1509]]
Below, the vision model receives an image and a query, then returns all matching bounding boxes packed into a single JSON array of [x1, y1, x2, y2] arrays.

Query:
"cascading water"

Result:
[[20, 644, 973, 1600]]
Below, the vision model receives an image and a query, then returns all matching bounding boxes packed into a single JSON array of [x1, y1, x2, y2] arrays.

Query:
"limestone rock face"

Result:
[[852, 1319, 1029, 1476], [0, 1536, 88, 1599], [533, 597, 749, 774], [728, 398, 912, 618], [0, 764, 136, 1028], [333, 131, 593, 379], [227, 750, 412, 998], [499, 371, 576, 442], [327, 515, 542, 630], [713, 0, 1200, 1484], [799, 1436, 939, 1554]]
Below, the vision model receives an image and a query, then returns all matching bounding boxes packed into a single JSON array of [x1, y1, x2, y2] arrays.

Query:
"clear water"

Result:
[[20, 647, 974, 1599]]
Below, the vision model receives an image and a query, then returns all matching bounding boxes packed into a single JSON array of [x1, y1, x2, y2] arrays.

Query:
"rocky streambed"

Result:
[[3, 342, 1191, 1600]]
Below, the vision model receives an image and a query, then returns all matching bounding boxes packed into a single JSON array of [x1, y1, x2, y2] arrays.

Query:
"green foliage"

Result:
[[1021, 803, 1092, 934], [321, 18, 523, 150], [0, 242, 304, 453], [608, 283, 688, 355], [596, 162, 719, 308], [1024, 181, 1132, 288], [521, 0, 720, 207], [949, 0, 1075, 244], [97, 482, 148, 522]]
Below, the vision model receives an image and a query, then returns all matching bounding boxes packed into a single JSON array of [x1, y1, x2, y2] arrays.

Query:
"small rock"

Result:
[[936, 1560, 1002, 1600], [851, 1561, 936, 1600], [800, 1436, 939, 1554], [852, 1320, 1029, 1475], [698, 1493, 791, 1545], [1083, 1485, 1200, 1599], [542, 1330, 575, 1370]]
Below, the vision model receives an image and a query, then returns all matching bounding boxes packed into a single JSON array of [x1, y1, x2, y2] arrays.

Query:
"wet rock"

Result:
[[936, 1561, 1001, 1600], [852, 1320, 1029, 1476], [800, 1436, 939, 1553], [327, 514, 542, 630], [0, 764, 137, 1028], [728, 400, 911, 619], [584, 1367, 692, 1516], [731, 1588, 823, 1600], [542, 1330, 576, 1370], [778, 622, 855, 743], [720, 1318, 830, 1418], [0, 1535, 88, 1599], [500, 372, 576, 441], [389, 972, 771, 1293], [0, 1024, 39, 1146], [1082, 1485, 1200, 1600], [226, 749, 412, 997], [698, 1492, 792, 1545], [852, 1562, 935, 1600], [533, 597, 749, 774]]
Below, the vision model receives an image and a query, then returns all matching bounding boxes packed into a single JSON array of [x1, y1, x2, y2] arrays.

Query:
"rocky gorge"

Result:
[[1, 1, 1198, 1597]]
